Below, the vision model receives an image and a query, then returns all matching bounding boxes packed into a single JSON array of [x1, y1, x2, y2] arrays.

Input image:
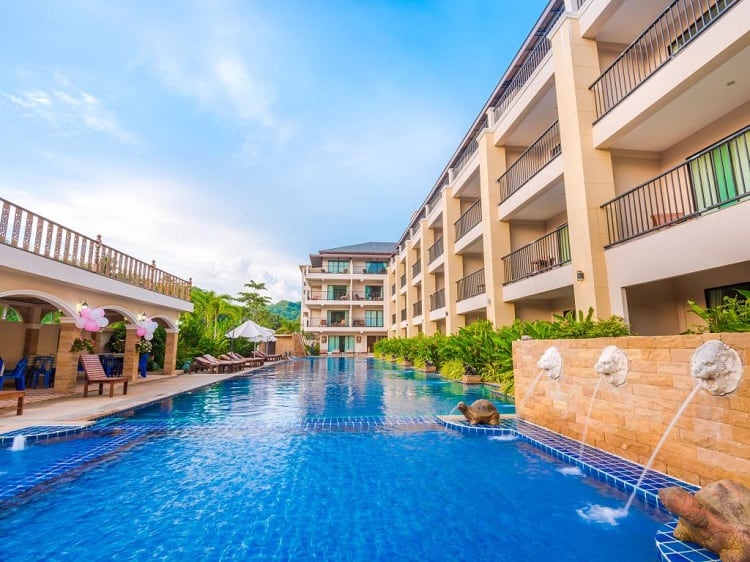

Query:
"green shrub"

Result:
[[686, 290, 750, 333], [439, 359, 464, 380]]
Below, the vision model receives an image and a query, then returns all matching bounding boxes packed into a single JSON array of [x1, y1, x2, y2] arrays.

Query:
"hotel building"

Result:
[[300, 242, 394, 354], [388, 0, 750, 337]]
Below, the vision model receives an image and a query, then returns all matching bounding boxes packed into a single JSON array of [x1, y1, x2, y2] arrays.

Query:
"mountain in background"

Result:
[[269, 300, 301, 321]]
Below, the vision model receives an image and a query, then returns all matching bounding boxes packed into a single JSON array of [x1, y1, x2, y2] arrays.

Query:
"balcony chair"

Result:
[[80, 355, 128, 398], [0, 357, 27, 391]]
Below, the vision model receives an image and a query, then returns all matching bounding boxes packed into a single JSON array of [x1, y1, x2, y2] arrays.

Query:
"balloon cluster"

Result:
[[75, 307, 109, 332], [136, 317, 158, 341]]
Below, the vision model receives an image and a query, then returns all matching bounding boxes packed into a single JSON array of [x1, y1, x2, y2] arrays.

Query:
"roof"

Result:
[[317, 242, 397, 256]]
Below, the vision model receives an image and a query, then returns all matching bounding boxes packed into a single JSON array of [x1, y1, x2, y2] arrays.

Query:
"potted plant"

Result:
[[462, 364, 482, 385], [135, 338, 152, 378], [70, 337, 96, 354]]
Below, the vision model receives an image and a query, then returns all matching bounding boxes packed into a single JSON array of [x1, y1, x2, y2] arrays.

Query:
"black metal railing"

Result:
[[602, 124, 750, 246], [391, 283, 396, 295], [457, 269, 485, 301], [429, 288, 446, 311], [309, 319, 350, 328], [428, 236, 444, 263], [574, 0, 587, 9], [401, 309, 407, 322], [400, 274, 406, 288], [354, 266, 387, 275], [413, 300, 422, 317], [412, 259, 422, 278], [492, 36, 553, 124], [498, 121, 560, 203], [350, 291, 384, 301], [452, 138, 479, 178], [426, 181, 447, 213], [454, 200, 482, 241], [501, 224, 571, 284], [590, 0, 738, 119], [391, 313, 397, 325]]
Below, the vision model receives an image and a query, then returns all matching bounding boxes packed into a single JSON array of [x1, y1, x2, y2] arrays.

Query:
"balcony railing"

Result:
[[352, 318, 385, 328], [401, 309, 407, 322], [452, 138, 479, 179], [429, 288, 446, 311], [308, 319, 349, 328], [602, 124, 750, 246], [590, 0, 738, 119], [412, 259, 422, 278], [0, 198, 192, 301], [498, 121, 560, 203], [428, 236, 444, 264], [413, 300, 422, 317], [492, 36, 553, 124], [391, 283, 396, 295], [399, 274, 406, 288], [454, 200, 482, 241], [351, 291, 384, 301], [426, 182, 447, 213], [457, 269, 485, 301], [501, 224, 571, 284], [353, 266, 387, 275]]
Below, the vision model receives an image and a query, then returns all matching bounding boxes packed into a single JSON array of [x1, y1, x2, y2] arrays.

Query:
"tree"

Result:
[[233, 280, 271, 322]]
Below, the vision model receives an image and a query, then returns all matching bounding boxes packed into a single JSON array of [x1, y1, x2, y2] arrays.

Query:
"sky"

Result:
[[0, 0, 548, 303]]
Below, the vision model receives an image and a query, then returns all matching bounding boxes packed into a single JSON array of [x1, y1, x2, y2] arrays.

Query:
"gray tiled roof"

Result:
[[318, 242, 396, 255]]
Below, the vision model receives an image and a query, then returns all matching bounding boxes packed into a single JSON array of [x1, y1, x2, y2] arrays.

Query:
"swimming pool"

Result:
[[0, 358, 671, 561]]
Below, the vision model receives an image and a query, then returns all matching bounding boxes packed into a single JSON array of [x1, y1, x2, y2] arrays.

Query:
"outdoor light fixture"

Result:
[[576, 270, 585, 282], [76, 301, 88, 313], [138, 312, 147, 322]]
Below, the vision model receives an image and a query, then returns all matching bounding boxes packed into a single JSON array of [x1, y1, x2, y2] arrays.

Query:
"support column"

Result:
[[123, 326, 140, 382], [478, 131, 515, 328], [550, 15, 615, 317], [164, 328, 179, 374], [54, 319, 81, 393], [420, 219, 438, 336], [442, 187, 465, 334]]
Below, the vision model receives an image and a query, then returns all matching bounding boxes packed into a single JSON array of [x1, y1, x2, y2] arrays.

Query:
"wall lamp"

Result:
[[138, 312, 148, 322], [76, 301, 88, 313], [576, 270, 585, 282]]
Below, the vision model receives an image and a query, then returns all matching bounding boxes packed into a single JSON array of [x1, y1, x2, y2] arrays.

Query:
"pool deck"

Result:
[[0, 369, 243, 434]]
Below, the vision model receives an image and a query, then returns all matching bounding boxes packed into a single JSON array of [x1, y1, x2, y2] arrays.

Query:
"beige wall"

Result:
[[514, 334, 750, 487]]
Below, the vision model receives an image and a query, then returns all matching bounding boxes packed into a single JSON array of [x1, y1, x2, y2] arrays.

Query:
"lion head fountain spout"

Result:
[[690, 340, 743, 396], [594, 345, 629, 387], [537, 346, 563, 380]]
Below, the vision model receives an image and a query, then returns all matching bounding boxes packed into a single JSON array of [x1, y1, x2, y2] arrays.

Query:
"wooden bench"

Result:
[[80, 355, 129, 398], [0, 390, 25, 415]]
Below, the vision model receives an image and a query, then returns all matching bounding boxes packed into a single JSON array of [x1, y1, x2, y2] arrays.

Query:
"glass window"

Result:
[[327, 260, 349, 273], [364, 261, 387, 274], [365, 310, 383, 327], [327, 310, 348, 326], [704, 283, 750, 309], [327, 285, 348, 300], [364, 285, 383, 300]]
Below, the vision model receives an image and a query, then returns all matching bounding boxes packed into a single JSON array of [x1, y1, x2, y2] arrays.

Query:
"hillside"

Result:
[[268, 300, 301, 321]]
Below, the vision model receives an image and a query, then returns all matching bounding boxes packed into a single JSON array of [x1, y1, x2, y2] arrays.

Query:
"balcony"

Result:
[[399, 274, 406, 288], [0, 198, 191, 301], [401, 309, 407, 322], [492, 36, 552, 125], [590, 0, 740, 120], [391, 313, 397, 326], [501, 224, 571, 284], [602, 125, 750, 246], [429, 288, 446, 311], [454, 200, 482, 242], [308, 319, 350, 328], [412, 259, 422, 278], [457, 269, 485, 301], [452, 138, 480, 181], [413, 300, 422, 318], [498, 121, 561, 204], [428, 236, 444, 264]]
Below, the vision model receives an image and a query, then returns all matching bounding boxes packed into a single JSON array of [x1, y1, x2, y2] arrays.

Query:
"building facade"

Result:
[[388, 0, 750, 337], [301, 242, 395, 354]]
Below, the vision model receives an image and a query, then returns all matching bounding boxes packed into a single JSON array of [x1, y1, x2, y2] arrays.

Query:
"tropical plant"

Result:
[[135, 339, 152, 354], [439, 359, 464, 381], [686, 290, 750, 333], [70, 337, 95, 353]]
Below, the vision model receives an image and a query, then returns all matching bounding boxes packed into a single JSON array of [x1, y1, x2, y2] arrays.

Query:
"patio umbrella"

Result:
[[226, 319, 270, 351]]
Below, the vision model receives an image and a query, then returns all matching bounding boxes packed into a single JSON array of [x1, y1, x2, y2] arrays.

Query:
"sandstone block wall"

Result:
[[513, 334, 750, 488]]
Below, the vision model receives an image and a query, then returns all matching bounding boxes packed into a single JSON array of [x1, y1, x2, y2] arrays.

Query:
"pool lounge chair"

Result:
[[190, 356, 220, 374], [225, 352, 264, 368], [252, 350, 282, 362], [80, 355, 129, 398], [201, 354, 242, 372]]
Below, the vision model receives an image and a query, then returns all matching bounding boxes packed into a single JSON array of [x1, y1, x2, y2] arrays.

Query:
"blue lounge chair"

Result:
[[0, 357, 27, 391]]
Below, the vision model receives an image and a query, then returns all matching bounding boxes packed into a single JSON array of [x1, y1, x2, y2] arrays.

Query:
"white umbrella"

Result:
[[226, 319, 266, 343], [259, 326, 276, 342]]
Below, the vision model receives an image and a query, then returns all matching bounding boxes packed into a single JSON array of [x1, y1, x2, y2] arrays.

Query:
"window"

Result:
[[327, 335, 355, 352], [365, 285, 383, 300], [327, 260, 349, 273], [690, 130, 750, 211], [327, 310, 348, 326], [365, 310, 384, 327], [364, 261, 387, 274], [704, 283, 750, 309], [327, 285, 348, 300]]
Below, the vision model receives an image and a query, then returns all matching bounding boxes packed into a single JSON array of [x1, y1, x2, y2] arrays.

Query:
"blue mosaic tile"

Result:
[[655, 520, 718, 561], [0, 426, 86, 445]]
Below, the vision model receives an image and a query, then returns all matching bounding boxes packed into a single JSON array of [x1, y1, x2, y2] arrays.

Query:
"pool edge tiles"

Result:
[[655, 520, 719, 562], [0, 426, 86, 445]]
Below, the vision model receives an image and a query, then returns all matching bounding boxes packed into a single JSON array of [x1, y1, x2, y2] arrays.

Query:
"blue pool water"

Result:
[[0, 358, 669, 561]]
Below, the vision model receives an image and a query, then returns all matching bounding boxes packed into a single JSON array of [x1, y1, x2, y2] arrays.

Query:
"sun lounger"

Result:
[[80, 355, 129, 398], [253, 350, 282, 362], [224, 353, 264, 368], [202, 354, 242, 373], [191, 356, 219, 373]]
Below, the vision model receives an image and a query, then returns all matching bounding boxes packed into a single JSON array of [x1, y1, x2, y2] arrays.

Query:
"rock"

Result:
[[457, 399, 500, 426], [659, 480, 750, 562]]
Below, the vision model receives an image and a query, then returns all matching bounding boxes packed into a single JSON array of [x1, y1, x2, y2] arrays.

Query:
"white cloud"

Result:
[[3, 74, 137, 144], [1, 169, 302, 303]]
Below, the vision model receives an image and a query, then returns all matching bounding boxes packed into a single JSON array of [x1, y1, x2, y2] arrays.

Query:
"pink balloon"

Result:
[[136, 327, 146, 337], [84, 320, 99, 332]]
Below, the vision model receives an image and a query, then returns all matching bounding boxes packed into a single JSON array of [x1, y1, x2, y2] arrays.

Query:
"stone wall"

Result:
[[513, 333, 750, 488]]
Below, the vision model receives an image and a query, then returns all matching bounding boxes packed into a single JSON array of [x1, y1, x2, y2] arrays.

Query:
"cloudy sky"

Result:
[[1, 0, 547, 302]]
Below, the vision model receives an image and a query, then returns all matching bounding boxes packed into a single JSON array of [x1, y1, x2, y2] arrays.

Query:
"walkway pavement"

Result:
[[0, 368, 258, 434]]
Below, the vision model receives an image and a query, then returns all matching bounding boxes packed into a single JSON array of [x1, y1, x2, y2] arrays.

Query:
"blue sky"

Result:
[[1, 0, 547, 302]]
